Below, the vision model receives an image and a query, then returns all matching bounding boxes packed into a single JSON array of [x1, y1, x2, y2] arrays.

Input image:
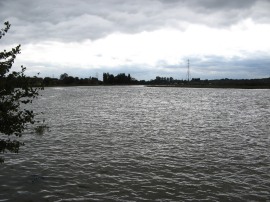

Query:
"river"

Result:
[[0, 86, 269, 201]]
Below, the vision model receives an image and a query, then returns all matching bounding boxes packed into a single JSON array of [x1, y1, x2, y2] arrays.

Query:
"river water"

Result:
[[0, 86, 269, 201]]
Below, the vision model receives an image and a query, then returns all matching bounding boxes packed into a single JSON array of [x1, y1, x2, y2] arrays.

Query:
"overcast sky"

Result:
[[1, 0, 270, 80]]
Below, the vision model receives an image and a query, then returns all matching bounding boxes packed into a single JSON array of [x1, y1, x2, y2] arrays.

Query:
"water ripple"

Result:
[[0, 87, 269, 201]]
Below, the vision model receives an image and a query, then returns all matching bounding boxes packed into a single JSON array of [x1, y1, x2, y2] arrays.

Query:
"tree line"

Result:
[[5, 72, 270, 88], [43, 73, 101, 86], [42, 72, 138, 86]]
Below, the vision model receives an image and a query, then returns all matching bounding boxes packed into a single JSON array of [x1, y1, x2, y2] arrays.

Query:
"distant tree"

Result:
[[43, 77, 52, 86], [75, 77, 79, 83], [103, 73, 108, 84], [108, 74, 115, 84], [103, 72, 138, 85], [0, 22, 42, 163], [128, 74, 131, 83], [115, 73, 125, 84], [60, 73, 68, 80], [63, 76, 75, 85]]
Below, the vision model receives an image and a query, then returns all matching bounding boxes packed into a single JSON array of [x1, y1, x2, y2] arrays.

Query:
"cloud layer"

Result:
[[2, 0, 270, 43], [1, 0, 270, 79]]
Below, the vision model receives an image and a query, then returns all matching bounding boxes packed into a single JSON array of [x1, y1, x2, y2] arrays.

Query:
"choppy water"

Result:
[[1, 86, 270, 201]]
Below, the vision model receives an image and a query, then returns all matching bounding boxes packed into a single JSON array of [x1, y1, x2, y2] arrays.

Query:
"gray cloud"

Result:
[[1, 0, 270, 44], [1, 0, 270, 80]]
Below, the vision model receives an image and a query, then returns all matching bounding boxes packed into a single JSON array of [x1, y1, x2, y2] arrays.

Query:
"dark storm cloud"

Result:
[[1, 0, 270, 44]]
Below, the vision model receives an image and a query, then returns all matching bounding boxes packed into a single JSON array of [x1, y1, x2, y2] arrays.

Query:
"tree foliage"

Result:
[[0, 22, 42, 162], [103, 73, 134, 85], [60, 73, 68, 80]]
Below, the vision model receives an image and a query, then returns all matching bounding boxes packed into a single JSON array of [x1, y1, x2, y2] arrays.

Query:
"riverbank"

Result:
[[146, 84, 270, 89]]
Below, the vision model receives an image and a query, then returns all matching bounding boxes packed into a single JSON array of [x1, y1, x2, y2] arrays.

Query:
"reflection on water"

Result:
[[1, 86, 270, 201]]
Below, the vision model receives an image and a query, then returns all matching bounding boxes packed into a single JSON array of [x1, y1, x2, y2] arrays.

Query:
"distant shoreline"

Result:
[[146, 84, 270, 89], [9, 73, 270, 89], [41, 84, 270, 89]]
